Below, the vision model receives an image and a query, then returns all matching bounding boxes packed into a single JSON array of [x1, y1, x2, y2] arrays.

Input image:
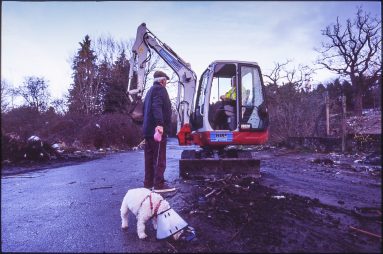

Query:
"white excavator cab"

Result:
[[192, 61, 268, 134]]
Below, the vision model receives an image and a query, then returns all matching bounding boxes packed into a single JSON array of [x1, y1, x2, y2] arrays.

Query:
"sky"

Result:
[[1, 1, 381, 101]]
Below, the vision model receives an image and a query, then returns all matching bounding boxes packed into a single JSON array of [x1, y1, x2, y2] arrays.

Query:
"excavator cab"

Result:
[[180, 61, 269, 179], [189, 61, 269, 148]]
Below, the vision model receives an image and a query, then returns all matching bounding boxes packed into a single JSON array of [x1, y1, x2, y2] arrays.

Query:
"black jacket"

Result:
[[142, 82, 172, 138]]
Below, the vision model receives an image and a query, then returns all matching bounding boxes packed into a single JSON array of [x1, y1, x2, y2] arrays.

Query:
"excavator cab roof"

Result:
[[207, 60, 260, 77]]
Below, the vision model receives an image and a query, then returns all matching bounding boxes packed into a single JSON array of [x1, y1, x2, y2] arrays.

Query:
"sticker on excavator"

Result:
[[210, 132, 233, 142]]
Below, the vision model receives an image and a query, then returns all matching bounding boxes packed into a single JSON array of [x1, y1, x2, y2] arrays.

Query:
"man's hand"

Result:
[[155, 126, 164, 135]]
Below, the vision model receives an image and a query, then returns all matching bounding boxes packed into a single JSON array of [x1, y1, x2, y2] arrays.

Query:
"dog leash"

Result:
[[156, 139, 161, 167]]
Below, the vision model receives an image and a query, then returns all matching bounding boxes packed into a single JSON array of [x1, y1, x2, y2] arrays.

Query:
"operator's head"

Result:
[[153, 70, 170, 86]]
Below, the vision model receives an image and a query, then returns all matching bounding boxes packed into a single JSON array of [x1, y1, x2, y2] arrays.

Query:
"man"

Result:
[[220, 77, 237, 102], [142, 70, 175, 193], [218, 77, 237, 130]]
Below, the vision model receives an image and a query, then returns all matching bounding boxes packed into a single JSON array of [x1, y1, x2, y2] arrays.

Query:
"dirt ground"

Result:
[[2, 146, 381, 253], [159, 147, 382, 253]]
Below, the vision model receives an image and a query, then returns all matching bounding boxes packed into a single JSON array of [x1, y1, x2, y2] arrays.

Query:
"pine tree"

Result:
[[68, 35, 102, 114], [103, 50, 130, 113]]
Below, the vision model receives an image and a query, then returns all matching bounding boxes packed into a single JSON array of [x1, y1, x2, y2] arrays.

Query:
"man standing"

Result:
[[142, 70, 175, 193]]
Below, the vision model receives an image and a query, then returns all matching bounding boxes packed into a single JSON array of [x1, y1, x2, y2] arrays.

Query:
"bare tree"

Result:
[[285, 64, 316, 91], [50, 98, 68, 115], [263, 60, 291, 86], [264, 60, 315, 91], [1, 80, 12, 113], [316, 7, 382, 115], [17, 76, 51, 112]]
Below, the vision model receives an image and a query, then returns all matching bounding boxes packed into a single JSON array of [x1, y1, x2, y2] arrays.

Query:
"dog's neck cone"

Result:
[[156, 207, 189, 240]]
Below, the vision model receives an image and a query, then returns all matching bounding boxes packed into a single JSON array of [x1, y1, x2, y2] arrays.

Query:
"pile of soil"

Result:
[[162, 174, 381, 253]]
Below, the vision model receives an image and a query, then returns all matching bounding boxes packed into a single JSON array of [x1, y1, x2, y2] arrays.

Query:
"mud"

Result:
[[165, 177, 381, 253], [159, 147, 382, 253]]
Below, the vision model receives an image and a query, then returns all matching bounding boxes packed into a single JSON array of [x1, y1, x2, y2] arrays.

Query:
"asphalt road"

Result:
[[1, 138, 381, 252], [1, 139, 187, 253]]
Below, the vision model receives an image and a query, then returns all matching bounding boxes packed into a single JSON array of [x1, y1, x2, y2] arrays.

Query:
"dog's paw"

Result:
[[121, 223, 129, 230], [138, 233, 148, 239]]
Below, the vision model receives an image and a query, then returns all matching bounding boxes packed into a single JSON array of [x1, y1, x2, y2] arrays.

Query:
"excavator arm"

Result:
[[127, 23, 197, 132]]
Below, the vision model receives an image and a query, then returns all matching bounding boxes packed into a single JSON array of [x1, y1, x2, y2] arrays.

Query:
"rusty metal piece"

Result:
[[349, 226, 381, 239]]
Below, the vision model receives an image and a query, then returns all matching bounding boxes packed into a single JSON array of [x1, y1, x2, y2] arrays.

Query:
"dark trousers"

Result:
[[144, 137, 167, 188]]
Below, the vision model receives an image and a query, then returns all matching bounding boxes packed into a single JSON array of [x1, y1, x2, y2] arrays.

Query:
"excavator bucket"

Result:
[[179, 149, 261, 179], [129, 100, 144, 123]]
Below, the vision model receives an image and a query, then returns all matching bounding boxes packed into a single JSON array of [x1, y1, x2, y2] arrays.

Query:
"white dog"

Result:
[[120, 188, 172, 239]]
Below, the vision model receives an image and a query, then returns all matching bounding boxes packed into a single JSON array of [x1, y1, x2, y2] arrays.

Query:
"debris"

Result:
[[312, 158, 334, 165], [28, 135, 41, 142], [353, 207, 382, 219], [166, 241, 178, 252], [229, 225, 245, 242], [179, 226, 197, 242], [90, 186, 113, 190], [52, 144, 60, 149], [349, 226, 381, 239], [205, 189, 217, 198], [272, 195, 286, 200], [198, 197, 207, 207]]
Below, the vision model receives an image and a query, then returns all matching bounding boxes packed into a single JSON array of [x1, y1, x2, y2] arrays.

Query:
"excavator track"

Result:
[[179, 149, 261, 179]]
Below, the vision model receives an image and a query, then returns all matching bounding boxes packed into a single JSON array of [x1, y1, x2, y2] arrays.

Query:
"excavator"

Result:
[[127, 23, 269, 179]]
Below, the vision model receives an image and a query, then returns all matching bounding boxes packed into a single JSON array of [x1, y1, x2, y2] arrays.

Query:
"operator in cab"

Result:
[[219, 77, 237, 130]]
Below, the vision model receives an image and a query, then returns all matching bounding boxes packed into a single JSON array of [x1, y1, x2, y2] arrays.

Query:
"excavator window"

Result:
[[209, 63, 237, 130], [192, 70, 210, 130], [239, 65, 265, 129]]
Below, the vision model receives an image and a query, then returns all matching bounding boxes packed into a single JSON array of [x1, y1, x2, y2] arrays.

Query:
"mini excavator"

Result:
[[127, 23, 269, 178]]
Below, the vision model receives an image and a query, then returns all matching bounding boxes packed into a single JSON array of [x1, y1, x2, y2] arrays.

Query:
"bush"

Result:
[[1, 107, 143, 155], [265, 83, 325, 143], [79, 113, 142, 149]]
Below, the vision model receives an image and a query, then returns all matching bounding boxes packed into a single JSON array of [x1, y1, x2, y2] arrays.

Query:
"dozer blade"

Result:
[[179, 157, 260, 179]]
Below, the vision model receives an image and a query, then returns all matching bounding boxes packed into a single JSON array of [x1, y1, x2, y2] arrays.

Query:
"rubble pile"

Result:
[[1, 133, 61, 163], [1, 133, 103, 168], [346, 110, 381, 134], [183, 174, 318, 250]]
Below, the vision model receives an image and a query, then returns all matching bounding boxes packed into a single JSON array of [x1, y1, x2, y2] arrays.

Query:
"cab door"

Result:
[[238, 64, 269, 131]]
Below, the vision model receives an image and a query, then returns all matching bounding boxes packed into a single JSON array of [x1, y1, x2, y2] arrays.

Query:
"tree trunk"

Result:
[[354, 91, 363, 116], [351, 75, 363, 116]]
